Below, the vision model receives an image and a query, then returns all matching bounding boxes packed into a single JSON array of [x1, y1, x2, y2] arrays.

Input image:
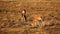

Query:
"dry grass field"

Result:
[[0, 0, 60, 34]]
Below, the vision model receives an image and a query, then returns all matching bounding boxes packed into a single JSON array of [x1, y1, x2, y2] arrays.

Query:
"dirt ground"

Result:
[[0, 0, 60, 34]]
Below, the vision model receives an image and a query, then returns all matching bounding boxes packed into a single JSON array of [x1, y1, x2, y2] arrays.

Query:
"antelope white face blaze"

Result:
[[22, 10, 25, 14]]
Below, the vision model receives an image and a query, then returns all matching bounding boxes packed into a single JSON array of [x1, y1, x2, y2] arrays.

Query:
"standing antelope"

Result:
[[22, 9, 27, 22]]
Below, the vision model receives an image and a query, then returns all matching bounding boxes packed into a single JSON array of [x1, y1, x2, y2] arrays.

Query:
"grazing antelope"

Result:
[[30, 13, 54, 28], [30, 13, 43, 27]]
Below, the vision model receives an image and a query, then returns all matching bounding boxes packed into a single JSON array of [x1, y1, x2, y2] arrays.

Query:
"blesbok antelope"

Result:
[[30, 13, 43, 27], [22, 9, 27, 22], [30, 13, 54, 28]]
